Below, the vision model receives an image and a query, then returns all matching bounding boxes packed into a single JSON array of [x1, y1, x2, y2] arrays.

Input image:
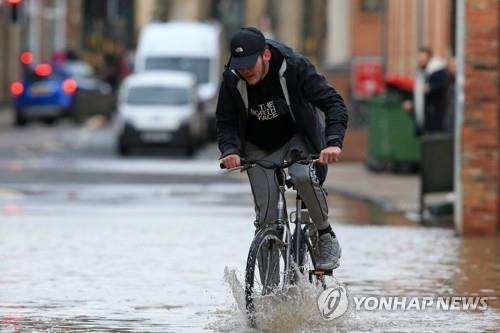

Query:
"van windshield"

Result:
[[127, 86, 190, 105], [144, 57, 210, 84]]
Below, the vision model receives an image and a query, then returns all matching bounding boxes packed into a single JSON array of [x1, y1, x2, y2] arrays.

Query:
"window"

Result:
[[144, 57, 210, 84], [127, 86, 190, 106]]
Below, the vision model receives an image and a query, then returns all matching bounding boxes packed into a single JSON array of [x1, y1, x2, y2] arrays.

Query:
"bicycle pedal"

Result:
[[309, 269, 333, 279]]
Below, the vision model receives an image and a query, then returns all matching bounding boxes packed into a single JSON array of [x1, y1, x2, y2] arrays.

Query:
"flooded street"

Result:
[[0, 0, 499, 331], [0, 183, 256, 332], [0, 124, 498, 332], [1, 182, 499, 332]]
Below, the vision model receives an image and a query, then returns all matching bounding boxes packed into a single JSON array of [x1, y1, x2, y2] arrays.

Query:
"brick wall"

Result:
[[462, 0, 500, 235], [351, 0, 383, 57]]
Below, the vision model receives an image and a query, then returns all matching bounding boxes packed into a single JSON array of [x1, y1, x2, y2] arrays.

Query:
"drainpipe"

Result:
[[454, 0, 465, 235]]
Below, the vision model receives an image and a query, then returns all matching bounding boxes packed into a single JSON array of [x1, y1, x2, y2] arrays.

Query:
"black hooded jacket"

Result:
[[216, 40, 348, 181]]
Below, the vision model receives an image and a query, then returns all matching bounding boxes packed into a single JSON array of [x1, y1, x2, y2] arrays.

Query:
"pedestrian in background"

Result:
[[405, 47, 449, 134]]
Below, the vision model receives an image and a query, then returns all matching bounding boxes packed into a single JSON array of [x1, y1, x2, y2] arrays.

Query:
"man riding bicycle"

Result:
[[216, 27, 348, 270]]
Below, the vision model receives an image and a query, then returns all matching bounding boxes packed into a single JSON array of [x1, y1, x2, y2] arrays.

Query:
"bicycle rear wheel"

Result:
[[245, 225, 289, 327], [294, 224, 332, 289]]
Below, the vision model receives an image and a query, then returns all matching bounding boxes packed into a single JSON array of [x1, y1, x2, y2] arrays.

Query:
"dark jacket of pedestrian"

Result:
[[421, 58, 449, 133]]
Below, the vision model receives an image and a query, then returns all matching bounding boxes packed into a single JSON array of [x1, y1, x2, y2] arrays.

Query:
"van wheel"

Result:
[[118, 144, 130, 156], [185, 136, 196, 156], [185, 144, 195, 157], [117, 139, 131, 156], [43, 117, 58, 126]]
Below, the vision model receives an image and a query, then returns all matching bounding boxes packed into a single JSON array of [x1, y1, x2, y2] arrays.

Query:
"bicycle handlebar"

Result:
[[219, 154, 320, 171]]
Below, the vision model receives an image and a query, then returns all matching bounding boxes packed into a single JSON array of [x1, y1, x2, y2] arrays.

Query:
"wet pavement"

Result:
[[1, 183, 499, 332], [0, 183, 256, 332], [0, 123, 499, 332]]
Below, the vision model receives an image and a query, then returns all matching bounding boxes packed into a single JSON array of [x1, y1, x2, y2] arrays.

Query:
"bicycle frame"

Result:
[[294, 195, 304, 267], [273, 167, 292, 289], [222, 156, 322, 292], [229, 155, 333, 327], [273, 167, 310, 290]]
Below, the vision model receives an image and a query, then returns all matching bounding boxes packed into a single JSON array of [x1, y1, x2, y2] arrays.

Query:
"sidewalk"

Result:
[[324, 162, 419, 212]]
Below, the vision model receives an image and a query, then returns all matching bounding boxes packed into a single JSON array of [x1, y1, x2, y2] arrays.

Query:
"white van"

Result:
[[135, 22, 223, 137], [114, 71, 206, 156]]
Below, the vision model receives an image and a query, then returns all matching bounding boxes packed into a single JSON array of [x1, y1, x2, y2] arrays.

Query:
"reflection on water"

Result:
[[0, 316, 153, 333], [456, 237, 500, 301], [326, 192, 417, 226], [0, 184, 498, 332]]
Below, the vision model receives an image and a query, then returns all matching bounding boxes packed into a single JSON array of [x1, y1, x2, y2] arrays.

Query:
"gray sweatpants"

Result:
[[245, 134, 330, 231]]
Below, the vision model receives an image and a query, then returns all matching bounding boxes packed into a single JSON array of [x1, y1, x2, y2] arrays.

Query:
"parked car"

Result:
[[113, 71, 207, 156], [59, 61, 115, 123], [11, 63, 76, 126], [10, 61, 114, 126]]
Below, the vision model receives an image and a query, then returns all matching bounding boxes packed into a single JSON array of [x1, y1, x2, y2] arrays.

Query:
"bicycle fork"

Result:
[[276, 181, 292, 291], [294, 195, 303, 266]]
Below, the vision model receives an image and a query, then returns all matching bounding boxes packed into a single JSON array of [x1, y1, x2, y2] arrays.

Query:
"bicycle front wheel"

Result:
[[245, 226, 289, 326]]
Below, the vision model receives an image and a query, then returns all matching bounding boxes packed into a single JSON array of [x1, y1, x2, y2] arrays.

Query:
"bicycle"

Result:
[[221, 153, 334, 327]]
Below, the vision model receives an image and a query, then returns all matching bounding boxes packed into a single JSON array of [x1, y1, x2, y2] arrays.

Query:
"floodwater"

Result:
[[1, 183, 499, 332]]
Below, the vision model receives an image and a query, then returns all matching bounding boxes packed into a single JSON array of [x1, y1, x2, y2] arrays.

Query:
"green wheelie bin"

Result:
[[367, 94, 421, 172]]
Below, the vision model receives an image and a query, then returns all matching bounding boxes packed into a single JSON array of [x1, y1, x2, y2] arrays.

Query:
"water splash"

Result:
[[214, 267, 354, 333], [213, 267, 500, 333], [223, 267, 247, 318]]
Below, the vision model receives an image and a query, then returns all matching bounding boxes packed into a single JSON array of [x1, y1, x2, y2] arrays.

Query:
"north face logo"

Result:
[[235, 47, 244, 53]]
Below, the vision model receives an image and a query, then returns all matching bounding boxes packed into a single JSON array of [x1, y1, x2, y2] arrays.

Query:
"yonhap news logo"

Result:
[[317, 285, 349, 320], [352, 296, 490, 311], [317, 289, 492, 320]]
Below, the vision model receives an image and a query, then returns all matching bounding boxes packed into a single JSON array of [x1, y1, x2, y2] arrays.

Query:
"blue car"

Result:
[[11, 63, 78, 126]]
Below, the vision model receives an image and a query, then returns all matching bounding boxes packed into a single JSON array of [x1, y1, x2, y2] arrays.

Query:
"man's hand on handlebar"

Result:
[[221, 148, 339, 169], [319, 146, 342, 164], [221, 154, 241, 169]]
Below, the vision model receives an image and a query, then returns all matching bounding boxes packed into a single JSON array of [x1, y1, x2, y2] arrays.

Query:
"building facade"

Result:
[[386, 0, 452, 76], [383, 0, 499, 235]]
